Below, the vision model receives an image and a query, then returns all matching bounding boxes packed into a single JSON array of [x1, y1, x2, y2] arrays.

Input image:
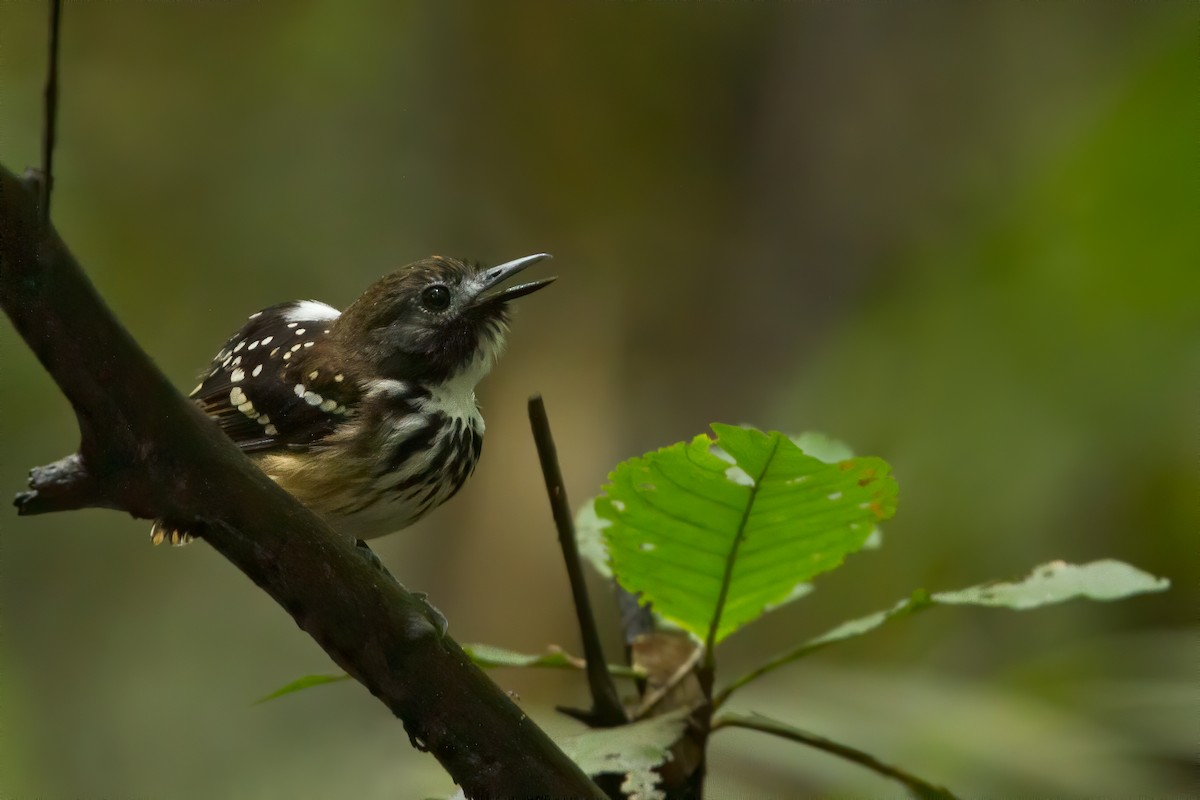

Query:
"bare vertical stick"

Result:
[[40, 0, 63, 226], [528, 395, 627, 727]]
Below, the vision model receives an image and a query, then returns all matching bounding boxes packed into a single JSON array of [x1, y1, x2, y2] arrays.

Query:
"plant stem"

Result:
[[713, 595, 931, 708], [713, 712, 959, 800], [529, 395, 627, 727], [40, 0, 63, 226]]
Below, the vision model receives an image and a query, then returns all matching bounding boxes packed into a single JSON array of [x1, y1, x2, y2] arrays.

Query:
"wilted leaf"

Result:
[[597, 424, 897, 644], [559, 709, 690, 800]]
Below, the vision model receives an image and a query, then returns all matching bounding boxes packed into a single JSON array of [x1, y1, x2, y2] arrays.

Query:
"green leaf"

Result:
[[464, 642, 580, 669], [254, 673, 352, 705], [597, 424, 897, 645], [717, 560, 1169, 705], [462, 643, 642, 679], [559, 709, 690, 800], [577, 435, 877, 578], [930, 559, 1169, 608], [574, 498, 613, 579], [788, 431, 855, 463], [261, 645, 641, 705]]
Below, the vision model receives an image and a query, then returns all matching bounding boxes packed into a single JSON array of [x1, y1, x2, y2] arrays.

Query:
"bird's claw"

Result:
[[411, 591, 449, 640], [354, 540, 447, 639], [354, 538, 384, 571]]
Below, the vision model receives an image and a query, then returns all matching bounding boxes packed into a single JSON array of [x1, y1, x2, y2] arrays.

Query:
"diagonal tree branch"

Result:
[[0, 164, 604, 799]]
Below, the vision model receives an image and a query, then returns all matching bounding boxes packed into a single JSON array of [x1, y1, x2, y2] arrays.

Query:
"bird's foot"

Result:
[[150, 519, 202, 546]]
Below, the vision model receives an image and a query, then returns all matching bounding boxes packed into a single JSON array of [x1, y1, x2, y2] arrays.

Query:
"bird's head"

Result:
[[335, 253, 555, 385]]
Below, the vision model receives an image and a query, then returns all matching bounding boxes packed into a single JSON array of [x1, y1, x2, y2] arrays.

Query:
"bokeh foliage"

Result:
[[1, 2, 1194, 798]]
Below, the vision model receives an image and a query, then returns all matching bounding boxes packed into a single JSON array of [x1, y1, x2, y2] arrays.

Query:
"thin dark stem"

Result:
[[713, 713, 959, 800], [528, 395, 627, 728], [40, 0, 63, 226]]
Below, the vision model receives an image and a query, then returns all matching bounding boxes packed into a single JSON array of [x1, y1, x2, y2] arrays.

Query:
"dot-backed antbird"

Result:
[[151, 253, 555, 546]]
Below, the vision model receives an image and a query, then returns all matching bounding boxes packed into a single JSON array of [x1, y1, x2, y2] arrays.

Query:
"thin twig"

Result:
[[712, 713, 959, 800], [713, 596, 929, 709], [631, 641, 703, 720], [528, 395, 627, 727], [40, 0, 63, 226]]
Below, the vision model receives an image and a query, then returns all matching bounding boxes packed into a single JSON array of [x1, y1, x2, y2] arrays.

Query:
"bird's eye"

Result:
[[421, 284, 451, 312]]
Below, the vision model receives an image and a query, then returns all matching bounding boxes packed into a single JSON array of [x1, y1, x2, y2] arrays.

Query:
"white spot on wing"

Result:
[[284, 300, 340, 324], [230, 368, 245, 383]]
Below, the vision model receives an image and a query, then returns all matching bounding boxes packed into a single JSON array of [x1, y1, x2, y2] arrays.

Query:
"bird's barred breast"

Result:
[[257, 378, 483, 539]]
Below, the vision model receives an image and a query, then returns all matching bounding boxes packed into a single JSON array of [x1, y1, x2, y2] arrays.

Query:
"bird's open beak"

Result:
[[475, 253, 556, 303]]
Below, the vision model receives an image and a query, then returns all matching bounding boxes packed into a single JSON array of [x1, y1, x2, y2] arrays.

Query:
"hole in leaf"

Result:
[[709, 444, 735, 464], [725, 465, 754, 486]]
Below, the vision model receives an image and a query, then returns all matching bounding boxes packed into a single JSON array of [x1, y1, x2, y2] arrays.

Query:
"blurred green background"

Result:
[[1, 2, 1195, 798]]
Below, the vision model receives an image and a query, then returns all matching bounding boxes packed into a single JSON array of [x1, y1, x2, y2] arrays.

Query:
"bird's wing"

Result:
[[190, 300, 360, 453]]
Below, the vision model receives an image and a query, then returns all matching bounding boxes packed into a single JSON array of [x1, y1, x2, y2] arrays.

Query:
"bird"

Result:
[[150, 253, 554, 546]]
